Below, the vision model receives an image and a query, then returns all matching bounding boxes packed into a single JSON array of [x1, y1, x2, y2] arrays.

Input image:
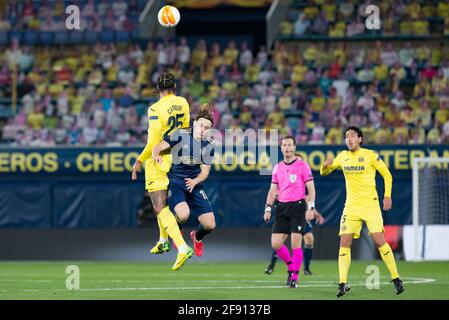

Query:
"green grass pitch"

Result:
[[0, 260, 448, 300]]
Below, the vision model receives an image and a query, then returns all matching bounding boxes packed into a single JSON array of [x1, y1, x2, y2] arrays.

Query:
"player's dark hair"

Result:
[[196, 103, 214, 125], [281, 136, 296, 145], [345, 126, 363, 144], [156, 72, 176, 92]]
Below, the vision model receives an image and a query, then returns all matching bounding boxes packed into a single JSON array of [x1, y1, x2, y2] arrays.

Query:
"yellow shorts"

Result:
[[339, 205, 384, 239], [146, 174, 169, 192], [144, 155, 171, 192]]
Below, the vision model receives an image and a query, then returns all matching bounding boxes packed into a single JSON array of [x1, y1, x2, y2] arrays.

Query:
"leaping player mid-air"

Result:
[[152, 103, 216, 257], [132, 73, 193, 271]]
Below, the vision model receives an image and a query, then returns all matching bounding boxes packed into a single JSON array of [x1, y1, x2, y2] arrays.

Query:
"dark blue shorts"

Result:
[[304, 222, 313, 234], [167, 183, 213, 219]]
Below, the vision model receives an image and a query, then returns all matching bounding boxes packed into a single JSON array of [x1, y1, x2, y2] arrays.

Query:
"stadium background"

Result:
[[0, 0, 448, 265]]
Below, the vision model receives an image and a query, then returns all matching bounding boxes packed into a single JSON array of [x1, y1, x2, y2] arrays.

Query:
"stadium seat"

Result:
[[115, 31, 130, 43], [131, 29, 140, 41], [0, 32, 7, 46], [68, 31, 84, 45], [54, 31, 68, 45], [84, 31, 99, 44], [9, 31, 22, 44], [23, 31, 38, 45], [38, 32, 53, 45], [100, 31, 114, 44], [137, 0, 147, 8]]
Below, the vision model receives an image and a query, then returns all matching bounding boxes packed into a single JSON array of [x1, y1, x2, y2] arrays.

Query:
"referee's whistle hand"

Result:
[[383, 197, 392, 211]]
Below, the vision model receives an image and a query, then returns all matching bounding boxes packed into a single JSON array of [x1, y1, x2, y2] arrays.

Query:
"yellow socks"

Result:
[[338, 247, 351, 284], [158, 206, 186, 250], [378, 243, 400, 279], [157, 214, 169, 242]]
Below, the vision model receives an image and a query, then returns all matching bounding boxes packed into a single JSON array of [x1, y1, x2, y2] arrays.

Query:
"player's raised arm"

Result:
[[372, 152, 393, 211], [320, 152, 343, 176]]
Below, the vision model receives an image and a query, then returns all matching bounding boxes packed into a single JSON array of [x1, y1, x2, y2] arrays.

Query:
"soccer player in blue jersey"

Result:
[[152, 103, 216, 257]]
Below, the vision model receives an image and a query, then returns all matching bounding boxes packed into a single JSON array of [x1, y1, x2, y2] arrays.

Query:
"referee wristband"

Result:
[[308, 202, 315, 210], [265, 206, 272, 212]]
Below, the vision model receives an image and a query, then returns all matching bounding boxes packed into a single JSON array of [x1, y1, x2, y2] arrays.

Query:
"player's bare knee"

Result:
[[203, 220, 216, 231], [291, 234, 302, 249], [150, 192, 166, 214], [271, 240, 283, 251], [340, 236, 352, 248], [175, 210, 189, 224], [304, 233, 314, 246], [153, 204, 165, 214], [372, 234, 386, 248]]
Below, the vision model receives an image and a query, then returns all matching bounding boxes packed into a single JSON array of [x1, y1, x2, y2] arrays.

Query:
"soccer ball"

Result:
[[158, 5, 180, 28]]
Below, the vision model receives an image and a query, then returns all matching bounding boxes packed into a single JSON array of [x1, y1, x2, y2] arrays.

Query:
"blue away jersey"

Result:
[[163, 128, 214, 186]]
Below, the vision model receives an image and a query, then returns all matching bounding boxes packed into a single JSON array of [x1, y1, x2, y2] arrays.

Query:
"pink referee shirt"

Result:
[[271, 158, 313, 202]]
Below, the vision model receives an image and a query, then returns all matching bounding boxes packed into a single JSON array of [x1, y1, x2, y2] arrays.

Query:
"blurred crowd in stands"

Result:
[[0, 0, 448, 146], [0, 0, 145, 32], [281, 0, 449, 37]]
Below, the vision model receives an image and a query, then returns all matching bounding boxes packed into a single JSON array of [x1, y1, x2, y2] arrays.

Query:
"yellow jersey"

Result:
[[137, 93, 190, 172], [320, 148, 392, 207]]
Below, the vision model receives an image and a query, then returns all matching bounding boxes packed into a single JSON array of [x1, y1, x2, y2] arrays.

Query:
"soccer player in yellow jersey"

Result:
[[132, 73, 193, 271], [320, 126, 404, 297]]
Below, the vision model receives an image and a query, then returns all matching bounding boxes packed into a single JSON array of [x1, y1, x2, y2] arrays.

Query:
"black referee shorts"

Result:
[[272, 200, 307, 235]]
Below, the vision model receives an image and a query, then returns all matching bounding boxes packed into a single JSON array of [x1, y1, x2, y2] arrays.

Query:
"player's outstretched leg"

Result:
[[265, 251, 278, 275], [190, 224, 213, 257], [150, 215, 171, 254], [158, 206, 193, 270], [191, 212, 216, 257]]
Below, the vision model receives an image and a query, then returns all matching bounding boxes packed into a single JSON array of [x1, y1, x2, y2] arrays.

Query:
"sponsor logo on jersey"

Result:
[[343, 165, 365, 172], [179, 155, 201, 165]]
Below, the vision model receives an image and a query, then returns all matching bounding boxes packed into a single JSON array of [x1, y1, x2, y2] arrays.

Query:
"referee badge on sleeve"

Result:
[[289, 174, 297, 183]]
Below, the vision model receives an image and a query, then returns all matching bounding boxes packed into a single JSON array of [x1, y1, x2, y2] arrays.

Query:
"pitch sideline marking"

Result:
[[0, 277, 436, 293]]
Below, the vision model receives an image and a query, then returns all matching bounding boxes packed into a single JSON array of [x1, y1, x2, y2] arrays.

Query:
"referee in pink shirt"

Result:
[[263, 136, 316, 288]]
